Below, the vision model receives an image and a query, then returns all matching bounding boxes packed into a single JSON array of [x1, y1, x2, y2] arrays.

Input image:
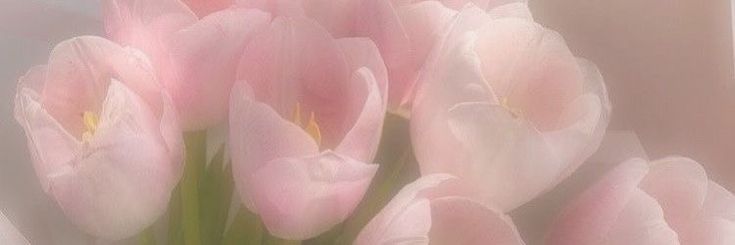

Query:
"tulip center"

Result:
[[82, 111, 99, 142], [293, 103, 322, 146], [500, 97, 523, 119]]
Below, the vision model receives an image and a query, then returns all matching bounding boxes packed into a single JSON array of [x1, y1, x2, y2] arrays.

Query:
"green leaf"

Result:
[[138, 226, 156, 245], [199, 144, 234, 244], [223, 208, 264, 245], [303, 223, 342, 245]]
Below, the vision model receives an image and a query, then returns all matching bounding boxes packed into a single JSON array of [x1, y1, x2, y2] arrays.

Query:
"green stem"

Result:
[[138, 227, 156, 245], [223, 208, 266, 245], [182, 131, 206, 245], [304, 224, 343, 245]]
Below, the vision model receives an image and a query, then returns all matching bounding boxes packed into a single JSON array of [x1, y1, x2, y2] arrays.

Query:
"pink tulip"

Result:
[[103, 0, 271, 130], [411, 4, 611, 212], [548, 157, 735, 245], [355, 174, 526, 245], [229, 17, 388, 239], [14, 36, 183, 240], [0, 212, 28, 245]]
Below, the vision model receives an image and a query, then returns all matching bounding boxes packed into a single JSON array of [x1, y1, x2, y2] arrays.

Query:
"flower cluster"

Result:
[[8, 0, 734, 244]]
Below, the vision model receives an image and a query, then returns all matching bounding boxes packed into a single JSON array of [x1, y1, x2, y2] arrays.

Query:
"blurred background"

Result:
[[0, 0, 733, 244]]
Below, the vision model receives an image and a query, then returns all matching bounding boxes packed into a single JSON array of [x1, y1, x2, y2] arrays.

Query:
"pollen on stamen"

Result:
[[501, 97, 523, 119], [292, 103, 322, 146], [305, 112, 322, 146], [82, 111, 99, 141]]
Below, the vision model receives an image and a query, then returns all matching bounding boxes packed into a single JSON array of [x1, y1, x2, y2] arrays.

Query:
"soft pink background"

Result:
[[0, 0, 733, 244]]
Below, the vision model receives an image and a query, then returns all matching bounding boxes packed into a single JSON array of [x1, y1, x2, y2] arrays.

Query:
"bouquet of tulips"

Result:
[[4, 0, 734, 244]]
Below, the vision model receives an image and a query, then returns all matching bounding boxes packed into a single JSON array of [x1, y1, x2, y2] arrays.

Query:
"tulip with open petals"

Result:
[[355, 174, 526, 245], [411, 4, 611, 211], [548, 157, 735, 245], [229, 17, 388, 239], [104, 0, 271, 130], [14, 36, 183, 240]]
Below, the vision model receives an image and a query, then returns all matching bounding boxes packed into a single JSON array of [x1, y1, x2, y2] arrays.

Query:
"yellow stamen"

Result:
[[501, 97, 523, 118], [292, 103, 322, 146], [82, 111, 99, 141], [305, 112, 322, 146]]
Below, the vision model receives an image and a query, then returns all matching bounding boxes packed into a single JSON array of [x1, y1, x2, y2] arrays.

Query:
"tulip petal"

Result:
[[234, 0, 304, 16], [487, 2, 533, 20], [157, 90, 184, 168], [248, 151, 378, 239], [229, 82, 320, 210], [428, 197, 525, 245], [703, 181, 735, 221], [473, 18, 584, 131], [439, 0, 527, 10], [103, 0, 197, 47], [604, 189, 680, 245], [181, 0, 233, 17], [14, 66, 80, 191], [337, 38, 389, 100], [352, 0, 410, 67], [355, 174, 454, 245], [48, 80, 176, 240], [291, 0, 409, 69], [238, 17, 356, 148], [0, 212, 28, 245], [298, 0, 360, 35], [412, 31, 499, 201], [546, 59, 611, 181], [544, 94, 604, 183], [392, 1, 457, 109], [639, 157, 709, 231], [334, 67, 385, 162], [42, 36, 120, 136], [167, 8, 271, 129], [442, 102, 560, 210], [335, 39, 388, 156], [683, 218, 735, 245], [42, 36, 164, 137], [547, 159, 651, 245]]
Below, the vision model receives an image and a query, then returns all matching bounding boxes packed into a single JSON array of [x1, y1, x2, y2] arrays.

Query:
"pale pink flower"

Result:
[[0, 212, 28, 245], [355, 174, 526, 245], [548, 157, 735, 245], [14, 36, 183, 240], [411, 4, 611, 211], [229, 17, 388, 239], [103, 0, 271, 130]]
